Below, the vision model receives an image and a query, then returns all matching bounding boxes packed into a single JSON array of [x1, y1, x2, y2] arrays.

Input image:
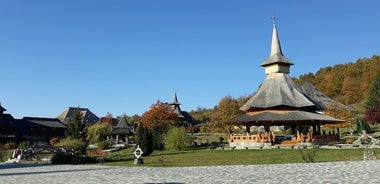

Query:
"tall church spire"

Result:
[[172, 93, 180, 105], [270, 24, 283, 57], [170, 93, 182, 114], [261, 23, 294, 74]]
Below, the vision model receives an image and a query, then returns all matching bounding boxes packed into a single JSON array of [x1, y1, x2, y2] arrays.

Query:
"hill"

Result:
[[294, 55, 380, 112]]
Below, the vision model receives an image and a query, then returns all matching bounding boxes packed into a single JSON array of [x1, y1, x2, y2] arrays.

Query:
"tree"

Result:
[[136, 124, 153, 156], [364, 75, 380, 124], [65, 109, 85, 140], [140, 100, 179, 150], [140, 100, 179, 131], [86, 123, 111, 144], [165, 127, 193, 151], [208, 95, 243, 133], [365, 103, 380, 125], [323, 102, 353, 128], [356, 117, 371, 133]]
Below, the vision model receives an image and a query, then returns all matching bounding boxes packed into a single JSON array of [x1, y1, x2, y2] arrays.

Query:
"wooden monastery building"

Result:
[[0, 104, 66, 146], [227, 23, 345, 148]]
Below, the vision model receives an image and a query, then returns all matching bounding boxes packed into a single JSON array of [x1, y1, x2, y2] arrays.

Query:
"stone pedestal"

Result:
[[364, 147, 377, 160], [134, 158, 144, 164]]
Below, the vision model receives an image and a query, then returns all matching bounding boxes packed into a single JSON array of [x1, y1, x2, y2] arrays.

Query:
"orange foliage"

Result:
[[140, 100, 179, 132], [324, 102, 353, 128], [49, 137, 60, 145]]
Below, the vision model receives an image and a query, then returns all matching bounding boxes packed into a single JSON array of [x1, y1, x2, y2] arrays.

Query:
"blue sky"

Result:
[[1, 1, 379, 118]]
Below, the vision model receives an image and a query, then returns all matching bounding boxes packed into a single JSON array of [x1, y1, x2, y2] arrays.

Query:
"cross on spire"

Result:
[[270, 16, 278, 24]]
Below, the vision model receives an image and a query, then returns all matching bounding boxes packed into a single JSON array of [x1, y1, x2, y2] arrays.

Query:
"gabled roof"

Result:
[[22, 117, 66, 128], [56, 107, 99, 125], [240, 73, 319, 112], [260, 24, 293, 67]]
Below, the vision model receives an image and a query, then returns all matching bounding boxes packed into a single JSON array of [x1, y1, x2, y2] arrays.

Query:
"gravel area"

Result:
[[1, 161, 379, 184]]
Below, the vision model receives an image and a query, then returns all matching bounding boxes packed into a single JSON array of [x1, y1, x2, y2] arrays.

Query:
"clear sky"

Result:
[[1, 1, 379, 118]]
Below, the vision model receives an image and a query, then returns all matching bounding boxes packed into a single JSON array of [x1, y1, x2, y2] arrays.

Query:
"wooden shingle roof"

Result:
[[240, 73, 319, 112], [22, 117, 66, 128], [227, 110, 344, 126]]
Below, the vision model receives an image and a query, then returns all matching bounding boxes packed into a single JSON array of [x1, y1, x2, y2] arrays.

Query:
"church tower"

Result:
[[260, 24, 294, 75]]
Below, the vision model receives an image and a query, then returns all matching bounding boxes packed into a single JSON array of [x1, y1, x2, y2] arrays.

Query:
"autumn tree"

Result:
[[65, 109, 86, 140], [140, 100, 179, 150], [323, 102, 354, 128], [365, 75, 380, 124], [208, 95, 243, 133], [365, 104, 380, 125], [296, 55, 380, 106], [189, 107, 213, 125]]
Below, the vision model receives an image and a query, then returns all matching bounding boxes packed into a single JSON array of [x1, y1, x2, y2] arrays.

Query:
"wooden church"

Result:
[[227, 23, 345, 149]]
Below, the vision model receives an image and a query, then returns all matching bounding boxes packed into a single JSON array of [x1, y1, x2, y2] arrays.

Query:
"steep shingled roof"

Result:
[[297, 82, 354, 111], [56, 107, 99, 125], [240, 73, 319, 112], [106, 117, 136, 135]]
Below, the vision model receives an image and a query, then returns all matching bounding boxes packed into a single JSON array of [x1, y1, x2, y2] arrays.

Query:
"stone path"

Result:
[[1, 161, 379, 183]]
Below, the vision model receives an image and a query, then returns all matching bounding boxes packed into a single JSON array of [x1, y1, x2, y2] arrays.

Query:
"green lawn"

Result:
[[103, 147, 371, 167]]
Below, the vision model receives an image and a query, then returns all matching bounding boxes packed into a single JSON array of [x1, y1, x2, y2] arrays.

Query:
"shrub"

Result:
[[96, 141, 111, 150], [55, 138, 87, 154], [50, 137, 60, 145], [298, 147, 318, 163], [18, 141, 29, 149], [51, 151, 97, 164], [4, 142, 17, 150], [165, 127, 194, 151]]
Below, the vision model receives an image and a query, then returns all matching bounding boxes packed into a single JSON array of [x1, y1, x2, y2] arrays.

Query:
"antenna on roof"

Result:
[[270, 16, 278, 24]]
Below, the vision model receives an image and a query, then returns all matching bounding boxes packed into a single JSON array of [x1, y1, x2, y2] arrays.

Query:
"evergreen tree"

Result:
[[365, 75, 380, 109], [136, 124, 153, 156], [356, 117, 371, 133], [65, 109, 85, 140], [365, 75, 380, 124]]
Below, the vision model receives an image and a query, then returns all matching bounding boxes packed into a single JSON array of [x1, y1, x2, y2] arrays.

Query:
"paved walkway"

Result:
[[1, 161, 379, 183]]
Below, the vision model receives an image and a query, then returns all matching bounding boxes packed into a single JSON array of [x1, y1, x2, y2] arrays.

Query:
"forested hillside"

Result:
[[294, 55, 380, 112]]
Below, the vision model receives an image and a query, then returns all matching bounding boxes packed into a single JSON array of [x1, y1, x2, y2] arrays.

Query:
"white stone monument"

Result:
[[133, 145, 144, 164]]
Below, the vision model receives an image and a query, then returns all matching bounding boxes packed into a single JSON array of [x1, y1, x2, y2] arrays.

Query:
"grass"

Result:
[[102, 147, 373, 167]]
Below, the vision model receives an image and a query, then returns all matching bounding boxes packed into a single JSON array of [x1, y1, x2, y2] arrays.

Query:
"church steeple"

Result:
[[260, 23, 294, 75], [170, 93, 182, 115]]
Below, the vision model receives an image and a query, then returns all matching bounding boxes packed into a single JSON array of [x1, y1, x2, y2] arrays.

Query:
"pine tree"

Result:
[[65, 109, 85, 139], [356, 117, 371, 133], [136, 124, 153, 156], [365, 75, 380, 109], [365, 75, 380, 124]]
